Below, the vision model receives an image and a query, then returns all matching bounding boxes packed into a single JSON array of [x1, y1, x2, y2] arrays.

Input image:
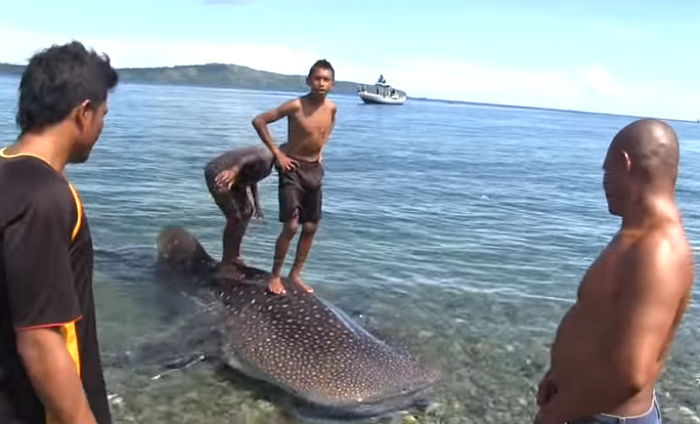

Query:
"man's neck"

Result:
[[305, 92, 326, 105], [621, 194, 679, 231], [9, 130, 71, 173]]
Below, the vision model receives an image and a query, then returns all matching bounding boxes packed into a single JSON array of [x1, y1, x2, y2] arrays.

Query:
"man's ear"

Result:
[[621, 149, 632, 173], [74, 99, 93, 130]]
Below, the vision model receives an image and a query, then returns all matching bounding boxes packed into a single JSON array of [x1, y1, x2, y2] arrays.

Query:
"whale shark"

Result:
[[154, 226, 440, 420]]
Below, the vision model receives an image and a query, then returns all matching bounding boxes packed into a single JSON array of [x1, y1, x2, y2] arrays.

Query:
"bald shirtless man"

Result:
[[535, 119, 694, 424], [252, 59, 337, 295]]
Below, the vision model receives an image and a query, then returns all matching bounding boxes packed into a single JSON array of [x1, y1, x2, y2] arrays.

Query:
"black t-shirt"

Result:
[[0, 150, 111, 424]]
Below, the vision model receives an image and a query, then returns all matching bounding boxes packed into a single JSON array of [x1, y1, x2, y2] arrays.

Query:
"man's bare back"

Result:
[[536, 119, 694, 424]]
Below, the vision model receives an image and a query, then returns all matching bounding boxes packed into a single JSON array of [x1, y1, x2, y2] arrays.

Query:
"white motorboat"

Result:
[[357, 75, 407, 105]]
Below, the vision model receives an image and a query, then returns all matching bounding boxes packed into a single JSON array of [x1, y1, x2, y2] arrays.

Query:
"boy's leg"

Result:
[[288, 221, 318, 293], [268, 169, 302, 294], [206, 168, 245, 280], [221, 216, 247, 265], [288, 167, 322, 294], [209, 185, 253, 281], [221, 186, 253, 268], [267, 216, 299, 295], [215, 217, 246, 280]]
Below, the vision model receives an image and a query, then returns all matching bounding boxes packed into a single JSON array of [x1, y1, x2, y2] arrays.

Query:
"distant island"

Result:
[[0, 62, 361, 95], [0, 64, 25, 75], [1, 62, 695, 123]]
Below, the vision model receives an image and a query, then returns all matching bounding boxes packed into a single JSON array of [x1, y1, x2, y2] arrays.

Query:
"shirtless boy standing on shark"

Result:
[[252, 59, 337, 295]]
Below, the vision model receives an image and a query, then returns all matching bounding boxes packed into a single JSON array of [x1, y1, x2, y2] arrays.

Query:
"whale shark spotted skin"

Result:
[[156, 227, 440, 419]]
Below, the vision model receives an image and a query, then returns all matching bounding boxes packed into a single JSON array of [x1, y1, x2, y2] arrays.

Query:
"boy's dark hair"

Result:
[[308, 59, 335, 80], [16, 41, 119, 134]]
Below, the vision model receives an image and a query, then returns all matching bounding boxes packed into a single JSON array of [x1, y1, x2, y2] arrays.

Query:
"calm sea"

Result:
[[1, 75, 699, 423]]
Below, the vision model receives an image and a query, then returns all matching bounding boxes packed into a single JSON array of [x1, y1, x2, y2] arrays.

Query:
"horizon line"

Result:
[[0, 61, 697, 125]]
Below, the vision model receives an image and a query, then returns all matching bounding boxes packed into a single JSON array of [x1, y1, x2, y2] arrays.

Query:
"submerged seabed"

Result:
[[96, 262, 700, 424]]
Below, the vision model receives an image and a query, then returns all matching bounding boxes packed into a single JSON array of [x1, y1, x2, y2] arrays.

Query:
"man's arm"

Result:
[[606, 238, 687, 389], [214, 145, 278, 191], [251, 183, 262, 219], [214, 165, 240, 191], [329, 104, 337, 135], [17, 327, 97, 424], [538, 237, 688, 423], [536, 368, 557, 407], [252, 100, 299, 171], [320, 105, 337, 164]]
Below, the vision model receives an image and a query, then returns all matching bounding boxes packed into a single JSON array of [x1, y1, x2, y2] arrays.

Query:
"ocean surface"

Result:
[[1, 74, 699, 423]]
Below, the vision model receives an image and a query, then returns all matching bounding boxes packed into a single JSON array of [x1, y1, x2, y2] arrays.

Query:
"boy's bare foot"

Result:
[[214, 262, 245, 281], [289, 272, 314, 294], [267, 276, 287, 295]]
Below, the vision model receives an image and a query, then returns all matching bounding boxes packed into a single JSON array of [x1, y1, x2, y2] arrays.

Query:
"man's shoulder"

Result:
[[0, 157, 72, 205], [282, 97, 303, 111], [632, 226, 690, 260], [0, 158, 74, 226], [625, 226, 693, 286], [0, 157, 69, 196]]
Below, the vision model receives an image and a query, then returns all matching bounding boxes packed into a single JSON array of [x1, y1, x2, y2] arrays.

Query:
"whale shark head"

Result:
[[157, 226, 217, 279]]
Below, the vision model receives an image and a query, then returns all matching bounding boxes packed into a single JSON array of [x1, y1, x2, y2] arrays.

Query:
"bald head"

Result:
[[603, 119, 680, 216], [608, 118, 679, 186]]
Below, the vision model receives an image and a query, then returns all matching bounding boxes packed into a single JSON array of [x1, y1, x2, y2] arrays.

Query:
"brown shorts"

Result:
[[204, 167, 252, 220], [278, 158, 324, 223]]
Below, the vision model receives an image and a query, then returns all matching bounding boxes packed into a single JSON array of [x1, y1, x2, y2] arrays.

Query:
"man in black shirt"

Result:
[[0, 41, 118, 424]]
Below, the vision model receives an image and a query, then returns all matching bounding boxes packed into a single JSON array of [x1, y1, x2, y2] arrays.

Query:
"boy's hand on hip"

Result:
[[276, 152, 298, 172]]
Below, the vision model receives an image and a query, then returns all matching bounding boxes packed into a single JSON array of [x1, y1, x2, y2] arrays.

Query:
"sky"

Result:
[[1, 0, 699, 120]]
